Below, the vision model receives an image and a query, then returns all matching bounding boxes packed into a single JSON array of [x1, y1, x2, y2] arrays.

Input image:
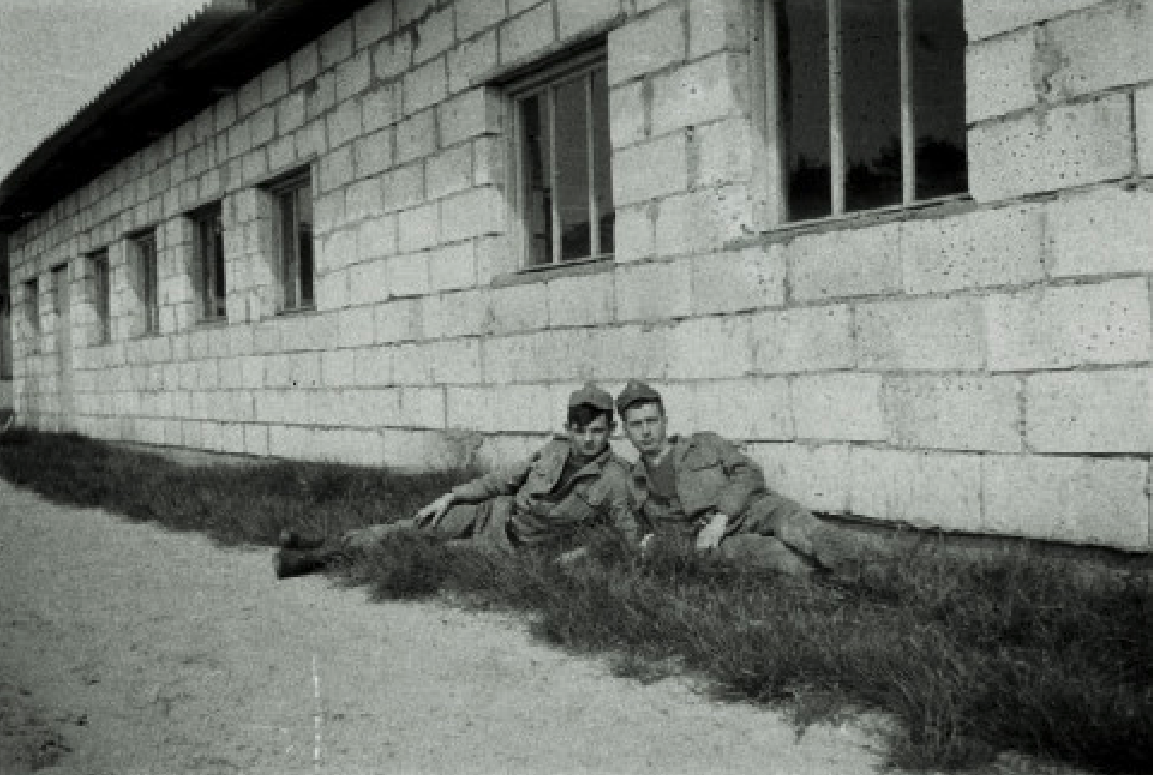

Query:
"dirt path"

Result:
[[0, 477, 884, 775]]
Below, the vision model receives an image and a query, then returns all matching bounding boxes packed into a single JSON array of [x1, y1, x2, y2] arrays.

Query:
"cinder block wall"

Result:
[[6, 0, 1152, 551]]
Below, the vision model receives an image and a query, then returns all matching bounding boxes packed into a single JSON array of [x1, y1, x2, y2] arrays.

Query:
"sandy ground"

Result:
[[0, 477, 886, 775]]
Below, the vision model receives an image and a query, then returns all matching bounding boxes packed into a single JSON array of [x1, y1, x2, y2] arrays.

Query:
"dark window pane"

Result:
[[554, 75, 592, 261], [911, 0, 968, 200], [297, 184, 314, 307], [842, 0, 902, 212], [591, 67, 614, 255], [212, 219, 226, 317], [779, 0, 832, 220], [280, 190, 298, 310], [521, 94, 553, 265]]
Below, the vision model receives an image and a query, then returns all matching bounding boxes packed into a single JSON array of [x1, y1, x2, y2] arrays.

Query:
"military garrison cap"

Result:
[[568, 382, 614, 413], [616, 380, 662, 414]]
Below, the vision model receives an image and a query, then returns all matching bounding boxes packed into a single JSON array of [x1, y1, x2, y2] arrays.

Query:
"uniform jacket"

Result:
[[627, 433, 765, 535], [451, 437, 639, 545]]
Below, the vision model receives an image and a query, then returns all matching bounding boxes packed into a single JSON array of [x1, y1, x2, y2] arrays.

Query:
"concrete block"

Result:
[[338, 305, 377, 349], [349, 258, 390, 306], [751, 304, 853, 374], [986, 279, 1152, 370], [346, 177, 384, 222], [849, 448, 983, 533], [352, 346, 393, 386], [427, 338, 483, 384], [387, 252, 432, 297], [354, 1, 394, 49], [789, 222, 901, 301], [322, 348, 358, 387], [447, 386, 495, 431], [336, 51, 373, 102], [290, 44, 319, 88], [693, 378, 793, 441], [615, 260, 692, 322], [448, 31, 498, 95], [317, 146, 354, 193], [1138, 85, 1153, 175], [482, 332, 549, 384], [319, 19, 354, 70], [692, 119, 754, 188], [437, 89, 503, 147], [608, 6, 686, 84], [404, 57, 449, 115], [901, 205, 1045, 294], [692, 246, 786, 315], [428, 242, 477, 292], [1025, 368, 1151, 453], [475, 235, 520, 285], [969, 95, 1133, 202], [397, 109, 437, 163], [384, 427, 482, 471], [534, 328, 598, 381], [383, 162, 426, 212], [363, 82, 401, 132], [295, 120, 329, 159], [374, 33, 413, 81], [439, 187, 505, 242], [306, 72, 337, 120], [557, 0, 622, 39], [423, 288, 490, 339], [964, 0, 1104, 40], [490, 282, 549, 334], [398, 202, 440, 252], [413, 7, 455, 64], [547, 271, 614, 327], [489, 384, 553, 433], [654, 186, 755, 257], [746, 442, 851, 514], [354, 130, 394, 179], [650, 54, 747, 136], [688, 0, 747, 58], [613, 132, 689, 206], [609, 81, 647, 150], [375, 297, 424, 343], [966, 29, 1036, 124], [426, 143, 474, 200], [792, 373, 885, 442], [458, 0, 506, 39], [1046, 187, 1153, 277], [500, 4, 557, 65], [984, 455, 1150, 549], [886, 376, 1022, 452], [1040, 1, 1153, 102], [613, 204, 655, 262], [667, 315, 751, 379], [399, 386, 446, 428], [857, 297, 985, 370]]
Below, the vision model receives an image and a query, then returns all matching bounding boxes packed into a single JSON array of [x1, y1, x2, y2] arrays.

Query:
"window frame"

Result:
[[130, 230, 160, 335], [755, 0, 969, 227], [506, 47, 613, 269], [265, 168, 315, 314], [88, 249, 112, 344], [190, 203, 226, 322], [23, 278, 40, 340]]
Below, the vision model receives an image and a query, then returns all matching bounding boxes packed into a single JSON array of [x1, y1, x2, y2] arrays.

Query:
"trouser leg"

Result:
[[728, 492, 851, 572]]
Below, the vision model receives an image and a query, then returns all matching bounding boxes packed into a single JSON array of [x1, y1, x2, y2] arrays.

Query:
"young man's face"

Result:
[[623, 402, 668, 458], [567, 414, 613, 461]]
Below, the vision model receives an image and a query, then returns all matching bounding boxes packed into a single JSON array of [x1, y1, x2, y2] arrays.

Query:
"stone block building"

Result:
[[0, 0, 1149, 551]]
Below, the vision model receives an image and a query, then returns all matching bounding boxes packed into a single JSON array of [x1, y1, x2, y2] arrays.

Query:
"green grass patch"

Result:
[[3, 430, 1151, 774]]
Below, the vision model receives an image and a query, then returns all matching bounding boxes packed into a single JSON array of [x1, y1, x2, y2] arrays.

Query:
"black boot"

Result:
[[274, 547, 333, 579], [278, 529, 327, 550]]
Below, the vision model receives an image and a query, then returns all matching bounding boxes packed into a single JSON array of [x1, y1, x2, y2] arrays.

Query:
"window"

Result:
[[760, 0, 967, 223], [131, 231, 160, 335], [509, 50, 613, 266], [89, 250, 111, 344], [23, 278, 39, 338], [191, 203, 226, 321], [267, 170, 315, 311]]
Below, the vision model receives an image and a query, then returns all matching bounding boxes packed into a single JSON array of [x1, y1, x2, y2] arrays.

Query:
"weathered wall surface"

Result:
[[6, 0, 1152, 550]]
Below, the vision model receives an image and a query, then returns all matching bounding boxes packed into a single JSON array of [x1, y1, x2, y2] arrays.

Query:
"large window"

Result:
[[131, 231, 160, 335], [268, 170, 315, 311], [23, 278, 39, 339], [89, 250, 111, 344], [191, 203, 226, 321], [509, 50, 613, 266], [761, 0, 967, 222]]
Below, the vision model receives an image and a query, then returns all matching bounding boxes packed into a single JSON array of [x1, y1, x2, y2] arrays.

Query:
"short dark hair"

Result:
[[622, 398, 664, 422], [567, 403, 612, 429]]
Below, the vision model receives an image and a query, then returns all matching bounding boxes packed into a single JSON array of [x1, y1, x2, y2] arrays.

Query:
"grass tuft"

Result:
[[2, 430, 1151, 774]]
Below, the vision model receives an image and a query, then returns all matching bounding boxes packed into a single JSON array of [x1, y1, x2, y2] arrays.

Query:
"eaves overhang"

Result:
[[0, 0, 374, 234]]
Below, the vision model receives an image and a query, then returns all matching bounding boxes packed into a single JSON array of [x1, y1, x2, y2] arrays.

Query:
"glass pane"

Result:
[[297, 184, 315, 307], [520, 94, 553, 265], [779, 0, 832, 220], [280, 190, 298, 310], [212, 216, 226, 317], [554, 75, 591, 261], [842, 0, 902, 212], [911, 0, 967, 200], [591, 67, 614, 255]]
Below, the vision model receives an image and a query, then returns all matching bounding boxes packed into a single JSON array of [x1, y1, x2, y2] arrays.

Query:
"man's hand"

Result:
[[557, 547, 589, 567], [695, 513, 730, 551], [415, 493, 455, 527]]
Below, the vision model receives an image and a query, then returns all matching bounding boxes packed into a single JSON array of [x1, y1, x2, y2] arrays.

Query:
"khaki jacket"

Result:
[[627, 433, 765, 536], [451, 438, 639, 545]]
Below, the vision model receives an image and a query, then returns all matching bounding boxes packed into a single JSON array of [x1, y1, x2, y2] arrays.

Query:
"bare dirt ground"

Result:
[[0, 476, 886, 775]]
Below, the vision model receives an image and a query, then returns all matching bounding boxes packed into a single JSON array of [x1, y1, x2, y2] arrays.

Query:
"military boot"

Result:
[[274, 547, 334, 579], [278, 529, 327, 549]]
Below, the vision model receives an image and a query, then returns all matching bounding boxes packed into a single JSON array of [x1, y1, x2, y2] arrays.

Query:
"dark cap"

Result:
[[568, 382, 614, 413], [616, 380, 662, 414]]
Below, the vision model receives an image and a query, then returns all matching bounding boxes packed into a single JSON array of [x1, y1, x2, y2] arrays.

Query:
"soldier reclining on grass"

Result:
[[275, 383, 639, 579], [617, 381, 851, 576]]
